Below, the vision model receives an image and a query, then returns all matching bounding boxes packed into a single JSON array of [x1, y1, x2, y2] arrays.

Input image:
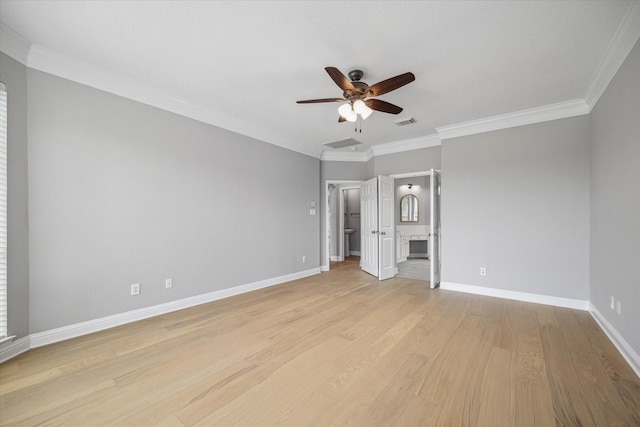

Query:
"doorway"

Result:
[[325, 180, 362, 271], [390, 170, 441, 288]]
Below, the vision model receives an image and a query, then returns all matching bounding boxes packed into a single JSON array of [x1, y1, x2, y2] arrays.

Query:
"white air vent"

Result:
[[394, 117, 416, 126], [323, 138, 362, 149]]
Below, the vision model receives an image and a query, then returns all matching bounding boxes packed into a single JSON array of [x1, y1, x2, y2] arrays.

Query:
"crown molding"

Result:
[[320, 149, 373, 162], [4, 7, 637, 159], [436, 98, 589, 140], [371, 134, 441, 156], [584, 1, 640, 112], [26, 43, 218, 127], [0, 29, 318, 159], [0, 23, 31, 64]]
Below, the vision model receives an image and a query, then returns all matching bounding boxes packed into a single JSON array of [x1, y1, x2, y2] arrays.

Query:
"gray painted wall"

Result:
[[321, 160, 370, 182], [374, 145, 441, 176], [27, 70, 319, 333], [590, 40, 640, 355], [441, 116, 590, 299], [0, 53, 30, 339]]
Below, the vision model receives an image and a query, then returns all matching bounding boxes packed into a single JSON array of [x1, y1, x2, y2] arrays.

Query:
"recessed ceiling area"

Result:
[[0, 1, 637, 158]]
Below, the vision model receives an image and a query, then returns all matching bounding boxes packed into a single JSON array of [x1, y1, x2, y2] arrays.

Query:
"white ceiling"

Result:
[[0, 1, 638, 158]]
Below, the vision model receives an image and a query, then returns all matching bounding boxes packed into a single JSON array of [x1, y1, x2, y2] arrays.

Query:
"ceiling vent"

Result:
[[323, 138, 362, 149], [394, 117, 416, 126]]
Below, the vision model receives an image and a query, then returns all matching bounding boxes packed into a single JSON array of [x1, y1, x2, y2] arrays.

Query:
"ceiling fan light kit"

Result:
[[337, 100, 372, 123], [297, 67, 415, 128]]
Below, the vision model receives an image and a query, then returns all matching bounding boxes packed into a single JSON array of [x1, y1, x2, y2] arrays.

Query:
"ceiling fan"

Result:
[[297, 67, 415, 123]]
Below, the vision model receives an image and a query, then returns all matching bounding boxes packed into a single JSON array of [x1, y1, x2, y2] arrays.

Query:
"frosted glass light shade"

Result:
[[353, 100, 373, 120], [338, 103, 357, 122]]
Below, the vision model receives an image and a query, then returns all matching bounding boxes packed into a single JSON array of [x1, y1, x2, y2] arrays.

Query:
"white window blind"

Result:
[[0, 82, 7, 339]]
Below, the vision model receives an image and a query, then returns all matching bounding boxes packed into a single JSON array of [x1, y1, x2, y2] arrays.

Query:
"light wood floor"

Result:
[[1, 259, 639, 426]]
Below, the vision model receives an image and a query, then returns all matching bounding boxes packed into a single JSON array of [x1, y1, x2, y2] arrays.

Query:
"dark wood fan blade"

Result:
[[297, 98, 345, 104], [325, 67, 356, 92], [338, 115, 346, 122], [366, 72, 415, 97], [365, 99, 403, 114]]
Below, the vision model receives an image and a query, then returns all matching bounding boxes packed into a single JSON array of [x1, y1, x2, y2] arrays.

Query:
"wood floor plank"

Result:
[[193, 335, 354, 426], [1, 261, 638, 426], [357, 353, 430, 426], [476, 346, 514, 426], [512, 302, 556, 427]]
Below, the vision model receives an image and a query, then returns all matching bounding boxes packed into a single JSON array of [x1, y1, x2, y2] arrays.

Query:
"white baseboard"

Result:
[[439, 281, 590, 310], [349, 251, 361, 256], [0, 336, 31, 364], [320, 264, 329, 272], [589, 304, 640, 379], [26, 268, 321, 351]]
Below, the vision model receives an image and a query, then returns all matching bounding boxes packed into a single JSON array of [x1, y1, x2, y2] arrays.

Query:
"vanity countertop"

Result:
[[396, 224, 429, 239]]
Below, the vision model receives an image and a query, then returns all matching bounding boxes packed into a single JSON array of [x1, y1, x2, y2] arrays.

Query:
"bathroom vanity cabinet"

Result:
[[396, 232, 428, 262]]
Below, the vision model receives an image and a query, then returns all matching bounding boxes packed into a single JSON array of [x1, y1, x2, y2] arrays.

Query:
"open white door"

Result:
[[360, 176, 395, 280], [360, 177, 378, 277], [378, 175, 395, 280], [429, 170, 441, 288]]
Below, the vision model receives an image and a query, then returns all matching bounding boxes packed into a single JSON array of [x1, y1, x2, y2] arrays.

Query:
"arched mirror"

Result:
[[400, 194, 419, 222]]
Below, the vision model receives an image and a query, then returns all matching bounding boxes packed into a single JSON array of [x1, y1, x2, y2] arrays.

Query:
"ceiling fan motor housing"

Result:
[[348, 69, 364, 81], [345, 70, 372, 100]]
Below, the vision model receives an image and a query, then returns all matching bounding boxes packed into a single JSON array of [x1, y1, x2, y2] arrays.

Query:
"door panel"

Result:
[[360, 177, 378, 277], [378, 175, 395, 280]]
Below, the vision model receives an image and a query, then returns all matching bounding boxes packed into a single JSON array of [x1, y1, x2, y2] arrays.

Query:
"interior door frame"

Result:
[[340, 184, 362, 261], [429, 169, 441, 288], [324, 179, 363, 271], [389, 170, 440, 285]]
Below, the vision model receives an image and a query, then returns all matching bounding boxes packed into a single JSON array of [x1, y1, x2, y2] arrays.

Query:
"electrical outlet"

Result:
[[165, 278, 173, 289], [131, 283, 140, 296], [616, 300, 622, 315], [480, 267, 487, 276], [610, 296, 615, 310], [302, 256, 307, 263]]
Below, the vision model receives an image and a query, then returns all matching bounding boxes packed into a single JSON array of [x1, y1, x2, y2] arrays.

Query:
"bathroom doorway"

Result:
[[390, 169, 440, 287], [325, 180, 362, 271]]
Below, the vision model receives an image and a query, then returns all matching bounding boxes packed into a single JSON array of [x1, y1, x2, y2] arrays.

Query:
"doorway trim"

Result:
[[339, 185, 361, 262], [389, 170, 441, 283], [323, 180, 363, 272]]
